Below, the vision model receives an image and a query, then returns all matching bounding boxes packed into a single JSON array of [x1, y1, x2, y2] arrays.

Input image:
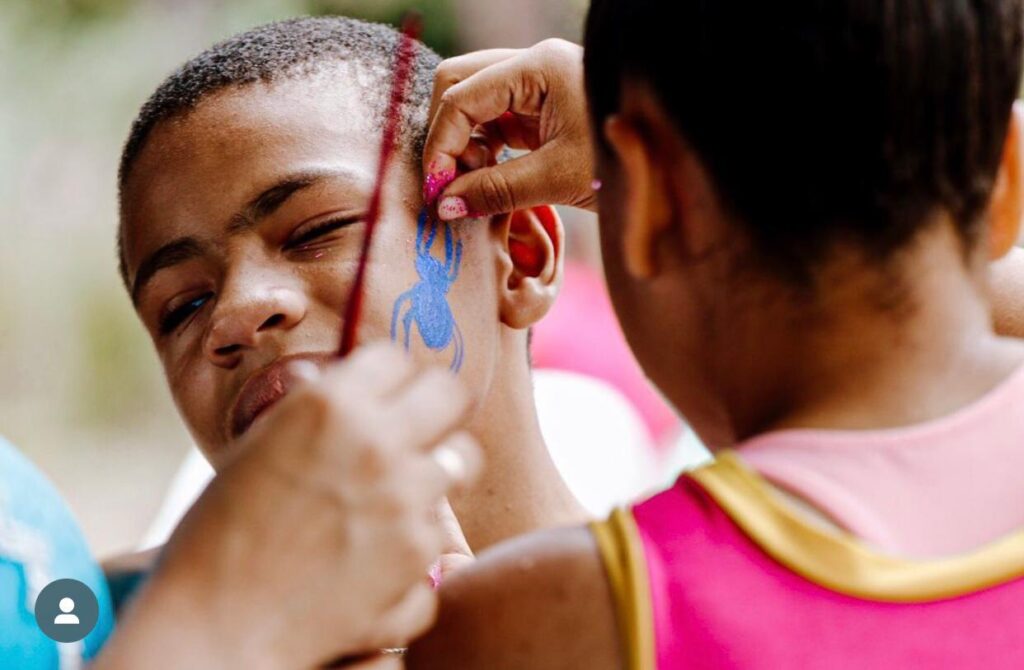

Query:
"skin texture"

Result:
[[407, 528, 620, 670], [120, 69, 586, 553], [404, 40, 1024, 667]]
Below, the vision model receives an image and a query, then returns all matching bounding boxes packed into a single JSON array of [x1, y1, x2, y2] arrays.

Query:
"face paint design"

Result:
[[390, 209, 465, 372]]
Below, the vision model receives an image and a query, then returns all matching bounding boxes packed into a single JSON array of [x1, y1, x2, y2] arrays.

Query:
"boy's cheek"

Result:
[[166, 362, 228, 456]]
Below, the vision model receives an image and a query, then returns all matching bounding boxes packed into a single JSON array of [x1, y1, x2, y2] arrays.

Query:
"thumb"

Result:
[[427, 500, 474, 588], [435, 498, 472, 559], [436, 141, 588, 220]]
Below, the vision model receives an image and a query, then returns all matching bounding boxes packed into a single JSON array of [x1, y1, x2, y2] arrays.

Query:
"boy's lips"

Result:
[[229, 352, 336, 439]]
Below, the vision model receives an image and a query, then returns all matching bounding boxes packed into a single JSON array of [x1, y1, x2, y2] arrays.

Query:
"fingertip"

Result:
[[437, 196, 469, 221], [342, 341, 390, 370], [440, 431, 483, 485], [462, 436, 483, 483], [423, 157, 457, 204], [322, 341, 413, 397]]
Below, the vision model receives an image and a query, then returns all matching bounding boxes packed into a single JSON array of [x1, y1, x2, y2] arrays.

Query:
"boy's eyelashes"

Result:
[[283, 214, 363, 251], [159, 291, 213, 336], [152, 214, 363, 337]]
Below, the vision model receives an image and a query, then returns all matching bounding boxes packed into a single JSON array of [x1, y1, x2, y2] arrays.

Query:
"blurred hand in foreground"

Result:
[[95, 343, 481, 670]]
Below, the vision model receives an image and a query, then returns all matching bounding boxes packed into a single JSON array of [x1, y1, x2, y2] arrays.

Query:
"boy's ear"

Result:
[[988, 103, 1023, 260], [496, 205, 564, 329]]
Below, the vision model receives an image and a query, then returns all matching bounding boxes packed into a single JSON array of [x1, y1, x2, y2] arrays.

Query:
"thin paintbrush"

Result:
[[338, 13, 423, 357]]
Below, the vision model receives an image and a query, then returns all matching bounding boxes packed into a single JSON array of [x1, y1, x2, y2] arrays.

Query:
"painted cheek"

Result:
[[389, 209, 466, 372]]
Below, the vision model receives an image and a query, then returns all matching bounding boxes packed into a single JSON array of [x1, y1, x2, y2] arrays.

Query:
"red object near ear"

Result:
[[338, 14, 422, 357], [509, 207, 557, 277], [534, 205, 560, 256], [509, 239, 543, 276]]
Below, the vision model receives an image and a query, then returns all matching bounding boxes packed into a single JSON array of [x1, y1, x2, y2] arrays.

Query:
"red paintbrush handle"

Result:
[[339, 14, 423, 357]]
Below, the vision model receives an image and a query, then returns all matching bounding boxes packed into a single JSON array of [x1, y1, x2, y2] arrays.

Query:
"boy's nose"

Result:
[[204, 286, 307, 367]]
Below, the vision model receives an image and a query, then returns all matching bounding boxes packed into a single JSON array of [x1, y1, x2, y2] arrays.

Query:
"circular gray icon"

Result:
[[34, 578, 99, 643]]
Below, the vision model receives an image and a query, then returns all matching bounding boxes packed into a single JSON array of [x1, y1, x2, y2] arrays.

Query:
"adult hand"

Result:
[[96, 344, 481, 670], [422, 39, 596, 220]]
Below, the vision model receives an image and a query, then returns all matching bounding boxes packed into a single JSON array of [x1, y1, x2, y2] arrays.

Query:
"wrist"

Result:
[[96, 556, 282, 670], [93, 567, 222, 670]]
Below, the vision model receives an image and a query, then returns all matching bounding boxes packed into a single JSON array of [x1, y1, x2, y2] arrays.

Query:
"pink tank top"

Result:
[[739, 362, 1024, 557], [591, 453, 1024, 669]]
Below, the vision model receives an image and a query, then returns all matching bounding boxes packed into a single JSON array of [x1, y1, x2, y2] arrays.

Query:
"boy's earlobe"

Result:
[[988, 104, 1023, 260], [498, 205, 564, 329]]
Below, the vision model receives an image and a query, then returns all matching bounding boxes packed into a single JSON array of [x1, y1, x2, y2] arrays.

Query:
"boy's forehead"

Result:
[[137, 71, 380, 171], [121, 71, 415, 280]]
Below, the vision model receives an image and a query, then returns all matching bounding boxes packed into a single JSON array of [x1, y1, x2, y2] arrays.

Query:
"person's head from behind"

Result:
[[119, 17, 563, 467], [584, 0, 1024, 443]]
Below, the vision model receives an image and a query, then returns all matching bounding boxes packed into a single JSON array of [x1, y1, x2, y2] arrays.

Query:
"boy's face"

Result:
[[121, 72, 506, 467]]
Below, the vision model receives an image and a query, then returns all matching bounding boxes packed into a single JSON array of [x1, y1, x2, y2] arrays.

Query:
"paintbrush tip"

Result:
[[399, 10, 424, 39]]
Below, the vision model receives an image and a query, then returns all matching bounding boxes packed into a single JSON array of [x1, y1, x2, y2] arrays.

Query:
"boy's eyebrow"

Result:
[[131, 167, 370, 305], [228, 168, 365, 233], [131, 237, 205, 305]]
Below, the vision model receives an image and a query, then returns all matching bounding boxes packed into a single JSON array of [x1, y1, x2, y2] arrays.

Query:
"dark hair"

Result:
[[117, 16, 440, 284], [584, 1, 1024, 281]]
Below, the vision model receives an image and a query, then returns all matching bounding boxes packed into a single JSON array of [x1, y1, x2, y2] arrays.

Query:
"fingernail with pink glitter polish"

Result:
[[438, 196, 469, 221], [423, 163, 456, 204]]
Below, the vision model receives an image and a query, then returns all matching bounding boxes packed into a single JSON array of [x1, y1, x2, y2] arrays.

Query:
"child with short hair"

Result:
[[116, 17, 585, 557]]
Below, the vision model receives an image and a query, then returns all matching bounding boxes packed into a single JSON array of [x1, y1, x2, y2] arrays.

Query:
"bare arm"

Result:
[[406, 526, 622, 670], [993, 247, 1024, 338]]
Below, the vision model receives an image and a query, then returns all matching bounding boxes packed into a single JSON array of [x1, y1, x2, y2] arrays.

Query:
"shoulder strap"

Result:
[[590, 508, 657, 670]]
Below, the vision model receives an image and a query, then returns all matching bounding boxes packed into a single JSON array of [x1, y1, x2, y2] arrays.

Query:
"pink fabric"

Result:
[[739, 363, 1024, 557], [531, 262, 677, 444], [631, 477, 1024, 669]]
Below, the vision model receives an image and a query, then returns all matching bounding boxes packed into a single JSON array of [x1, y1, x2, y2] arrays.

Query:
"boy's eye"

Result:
[[284, 215, 362, 250], [159, 292, 213, 335]]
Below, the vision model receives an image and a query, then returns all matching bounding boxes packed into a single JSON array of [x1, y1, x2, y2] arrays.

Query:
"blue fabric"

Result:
[[0, 437, 114, 668]]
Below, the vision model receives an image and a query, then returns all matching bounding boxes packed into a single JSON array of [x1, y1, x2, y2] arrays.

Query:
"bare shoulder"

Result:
[[102, 546, 161, 615], [406, 525, 622, 670], [101, 546, 160, 574]]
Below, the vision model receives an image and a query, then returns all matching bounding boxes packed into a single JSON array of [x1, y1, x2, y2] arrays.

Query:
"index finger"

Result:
[[428, 49, 521, 125], [423, 52, 547, 200], [423, 49, 520, 202]]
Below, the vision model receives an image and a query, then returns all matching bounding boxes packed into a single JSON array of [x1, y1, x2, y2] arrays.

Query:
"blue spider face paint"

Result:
[[390, 208, 465, 372]]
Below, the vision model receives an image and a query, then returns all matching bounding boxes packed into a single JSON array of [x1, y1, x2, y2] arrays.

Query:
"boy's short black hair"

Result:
[[584, 1, 1024, 282], [117, 16, 440, 285]]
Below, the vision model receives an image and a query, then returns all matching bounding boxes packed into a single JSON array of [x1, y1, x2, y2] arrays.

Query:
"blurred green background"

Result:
[[0, 0, 588, 557]]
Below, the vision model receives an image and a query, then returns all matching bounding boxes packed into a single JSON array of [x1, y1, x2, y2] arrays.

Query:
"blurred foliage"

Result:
[[6, 0, 135, 27], [74, 277, 161, 427], [308, 0, 459, 56]]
